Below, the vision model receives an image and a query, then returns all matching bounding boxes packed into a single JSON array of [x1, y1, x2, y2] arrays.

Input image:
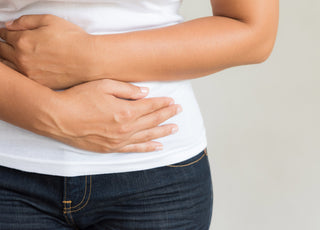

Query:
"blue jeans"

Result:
[[0, 150, 213, 230]]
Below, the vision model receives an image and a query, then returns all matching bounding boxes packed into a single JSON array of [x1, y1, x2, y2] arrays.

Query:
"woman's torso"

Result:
[[0, 0, 207, 176]]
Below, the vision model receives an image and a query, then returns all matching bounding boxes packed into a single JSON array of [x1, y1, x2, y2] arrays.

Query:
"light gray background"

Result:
[[180, 0, 320, 229]]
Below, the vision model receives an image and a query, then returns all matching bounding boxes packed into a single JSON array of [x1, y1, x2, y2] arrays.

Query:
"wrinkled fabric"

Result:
[[0, 0, 207, 176]]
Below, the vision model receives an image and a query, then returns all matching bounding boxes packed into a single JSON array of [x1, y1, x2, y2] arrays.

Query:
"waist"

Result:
[[0, 81, 207, 176]]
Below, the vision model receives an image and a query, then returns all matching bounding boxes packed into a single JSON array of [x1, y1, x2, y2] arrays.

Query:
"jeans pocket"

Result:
[[167, 149, 207, 168]]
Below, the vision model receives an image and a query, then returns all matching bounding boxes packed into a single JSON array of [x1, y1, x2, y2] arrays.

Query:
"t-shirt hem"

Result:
[[0, 137, 207, 177]]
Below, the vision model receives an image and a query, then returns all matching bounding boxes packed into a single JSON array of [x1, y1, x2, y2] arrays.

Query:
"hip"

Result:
[[0, 80, 206, 176], [0, 150, 213, 230]]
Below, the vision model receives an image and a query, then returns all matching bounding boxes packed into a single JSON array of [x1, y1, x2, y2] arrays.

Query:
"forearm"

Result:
[[90, 13, 278, 82], [0, 63, 58, 137], [0, 0, 278, 87], [0, 62, 182, 153]]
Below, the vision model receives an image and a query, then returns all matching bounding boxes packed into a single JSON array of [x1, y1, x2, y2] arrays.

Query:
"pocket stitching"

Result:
[[167, 151, 207, 168]]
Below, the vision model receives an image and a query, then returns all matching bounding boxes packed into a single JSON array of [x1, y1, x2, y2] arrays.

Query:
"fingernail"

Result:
[[5, 20, 13, 27], [169, 99, 175, 105], [139, 87, 149, 95], [171, 127, 179, 134], [176, 105, 183, 114]]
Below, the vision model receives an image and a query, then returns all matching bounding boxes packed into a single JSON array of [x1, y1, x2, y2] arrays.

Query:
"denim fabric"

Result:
[[0, 151, 213, 230]]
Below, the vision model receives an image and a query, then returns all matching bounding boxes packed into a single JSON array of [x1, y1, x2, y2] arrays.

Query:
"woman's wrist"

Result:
[[84, 34, 117, 82], [28, 90, 66, 140], [0, 63, 62, 138]]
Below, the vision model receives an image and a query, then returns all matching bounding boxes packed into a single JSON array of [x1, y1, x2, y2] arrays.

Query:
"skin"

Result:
[[0, 0, 279, 89], [0, 0, 279, 152], [0, 62, 181, 152]]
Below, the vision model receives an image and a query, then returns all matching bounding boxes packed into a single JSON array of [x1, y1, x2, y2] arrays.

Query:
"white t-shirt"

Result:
[[0, 0, 207, 176]]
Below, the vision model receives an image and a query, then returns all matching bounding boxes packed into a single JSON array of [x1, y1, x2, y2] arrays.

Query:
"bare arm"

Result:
[[91, 0, 279, 82], [0, 0, 278, 89], [0, 62, 56, 134], [0, 63, 181, 153]]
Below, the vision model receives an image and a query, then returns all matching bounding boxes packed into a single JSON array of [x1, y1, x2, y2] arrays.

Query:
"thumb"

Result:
[[100, 79, 149, 100], [5, 14, 51, 31]]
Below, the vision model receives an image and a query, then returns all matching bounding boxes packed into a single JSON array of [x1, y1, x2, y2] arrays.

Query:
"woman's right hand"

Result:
[[48, 79, 181, 153]]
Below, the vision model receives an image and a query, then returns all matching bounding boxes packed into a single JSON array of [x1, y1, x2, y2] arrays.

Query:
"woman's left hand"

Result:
[[0, 14, 95, 89]]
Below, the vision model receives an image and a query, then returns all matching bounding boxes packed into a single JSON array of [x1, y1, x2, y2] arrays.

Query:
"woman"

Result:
[[0, 0, 279, 229]]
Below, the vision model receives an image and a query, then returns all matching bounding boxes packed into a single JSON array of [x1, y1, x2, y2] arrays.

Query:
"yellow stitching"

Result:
[[65, 200, 77, 228], [66, 176, 92, 214], [64, 212, 72, 226], [63, 178, 73, 226], [167, 152, 207, 168], [62, 201, 72, 204], [69, 176, 87, 209], [68, 205, 77, 228], [64, 176, 92, 214], [65, 176, 87, 210]]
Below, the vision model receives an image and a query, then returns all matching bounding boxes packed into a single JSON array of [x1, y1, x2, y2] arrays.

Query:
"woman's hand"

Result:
[[47, 79, 181, 153], [0, 14, 94, 89], [0, 0, 279, 85]]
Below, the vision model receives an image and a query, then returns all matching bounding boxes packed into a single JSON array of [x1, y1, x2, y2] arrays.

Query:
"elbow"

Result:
[[242, 24, 278, 65], [248, 22, 279, 64], [244, 18, 279, 64], [253, 37, 277, 64]]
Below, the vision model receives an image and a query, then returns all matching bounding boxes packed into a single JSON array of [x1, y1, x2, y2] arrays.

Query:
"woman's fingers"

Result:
[[0, 28, 9, 41], [0, 29, 20, 45], [99, 79, 149, 100], [99, 80, 175, 115], [0, 42, 15, 63], [132, 103, 182, 132], [117, 123, 179, 153], [5, 15, 52, 30], [117, 141, 163, 153], [131, 97, 175, 118], [0, 28, 17, 63], [127, 124, 178, 145], [55, 79, 182, 153]]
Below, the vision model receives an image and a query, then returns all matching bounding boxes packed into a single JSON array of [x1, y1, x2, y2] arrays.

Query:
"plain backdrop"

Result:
[[180, 0, 320, 229]]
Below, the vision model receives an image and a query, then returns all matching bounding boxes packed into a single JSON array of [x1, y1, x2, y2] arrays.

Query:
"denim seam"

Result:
[[64, 176, 92, 214], [64, 201, 77, 228], [63, 178, 74, 227], [167, 151, 207, 168], [64, 176, 88, 210]]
